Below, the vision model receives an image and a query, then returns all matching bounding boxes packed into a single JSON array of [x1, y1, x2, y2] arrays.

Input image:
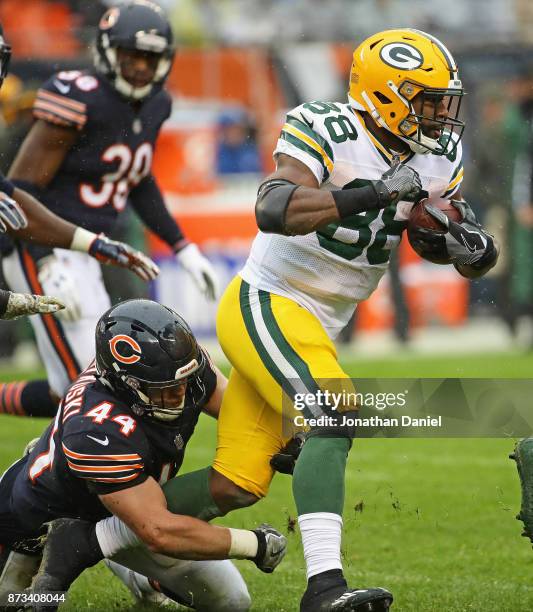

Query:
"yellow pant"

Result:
[[214, 276, 351, 498]]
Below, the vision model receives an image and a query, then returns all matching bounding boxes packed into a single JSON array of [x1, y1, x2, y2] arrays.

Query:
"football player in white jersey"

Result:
[[67, 29, 498, 611], [214, 29, 497, 611]]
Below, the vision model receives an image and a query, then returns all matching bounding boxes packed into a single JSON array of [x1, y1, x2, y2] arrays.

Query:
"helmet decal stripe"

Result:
[[109, 334, 142, 364], [407, 29, 457, 78]]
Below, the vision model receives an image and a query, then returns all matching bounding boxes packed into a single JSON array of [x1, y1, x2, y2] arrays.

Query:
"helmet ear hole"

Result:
[[390, 112, 396, 118]]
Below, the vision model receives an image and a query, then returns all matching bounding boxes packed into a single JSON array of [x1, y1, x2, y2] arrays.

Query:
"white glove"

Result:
[[37, 255, 82, 322], [175, 243, 220, 301]]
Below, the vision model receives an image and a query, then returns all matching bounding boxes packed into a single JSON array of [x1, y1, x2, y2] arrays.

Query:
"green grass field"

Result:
[[1, 351, 532, 611]]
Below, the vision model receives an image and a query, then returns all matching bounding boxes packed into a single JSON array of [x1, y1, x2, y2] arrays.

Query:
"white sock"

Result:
[[95, 515, 141, 558], [298, 512, 343, 579]]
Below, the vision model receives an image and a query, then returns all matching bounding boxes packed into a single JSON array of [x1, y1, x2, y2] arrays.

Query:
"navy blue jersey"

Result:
[[31, 69, 171, 234], [6, 354, 216, 533]]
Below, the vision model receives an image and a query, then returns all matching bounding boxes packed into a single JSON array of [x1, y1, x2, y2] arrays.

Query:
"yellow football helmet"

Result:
[[348, 28, 464, 156]]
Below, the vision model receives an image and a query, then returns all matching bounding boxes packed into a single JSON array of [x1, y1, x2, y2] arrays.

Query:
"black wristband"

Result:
[[0, 174, 15, 198], [332, 181, 391, 219]]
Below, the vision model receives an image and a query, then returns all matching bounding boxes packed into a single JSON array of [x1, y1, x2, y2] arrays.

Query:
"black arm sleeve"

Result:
[[129, 175, 187, 251], [0, 173, 15, 198], [8, 179, 54, 262], [0, 289, 10, 318]]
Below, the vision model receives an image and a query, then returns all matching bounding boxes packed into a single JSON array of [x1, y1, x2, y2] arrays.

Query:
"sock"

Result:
[[162, 467, 222, 521], [298, 513, 343, 579], [293, 437, 350, 515], [95, 468, 221, 557], [0, 380, 57, 417], [293, 437, 350, 579]]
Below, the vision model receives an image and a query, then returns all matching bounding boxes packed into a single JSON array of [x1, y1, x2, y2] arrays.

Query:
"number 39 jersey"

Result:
[[240, 101, 464, 339], [31, 69, 171, 234]]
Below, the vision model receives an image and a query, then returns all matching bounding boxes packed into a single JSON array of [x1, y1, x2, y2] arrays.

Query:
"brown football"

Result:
[[407, 198, 462, 264]]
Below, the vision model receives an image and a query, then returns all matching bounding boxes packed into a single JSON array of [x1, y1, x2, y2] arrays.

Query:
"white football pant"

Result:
[[3, 247, 111, 396], [108, 548, 251, 611]]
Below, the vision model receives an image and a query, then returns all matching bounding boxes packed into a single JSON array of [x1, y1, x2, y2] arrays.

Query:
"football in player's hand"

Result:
[[407, 198, 462, 264]]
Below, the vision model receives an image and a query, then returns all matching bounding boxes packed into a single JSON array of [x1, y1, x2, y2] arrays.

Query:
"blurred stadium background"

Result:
[[0, 0, 533, 369]]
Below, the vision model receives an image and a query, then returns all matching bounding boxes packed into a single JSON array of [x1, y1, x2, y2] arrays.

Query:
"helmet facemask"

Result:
[[391, 80, 464, 155], [104, 352, 206, 423], [96, 32, 172, 101]]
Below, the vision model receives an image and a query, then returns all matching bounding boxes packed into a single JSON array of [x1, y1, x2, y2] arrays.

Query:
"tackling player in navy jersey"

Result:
[[0, 21, 159, 321], [0, 300, 286, 611], [1, 1, 219, 417]]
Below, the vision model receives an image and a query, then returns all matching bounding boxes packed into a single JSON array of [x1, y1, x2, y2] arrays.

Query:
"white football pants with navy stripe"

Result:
[[2, 247, 111, 396]]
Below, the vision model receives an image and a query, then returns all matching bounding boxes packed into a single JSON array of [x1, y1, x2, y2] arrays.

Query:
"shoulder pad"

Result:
[[276, 101, 344, 183], [62, 419, 147, 486]]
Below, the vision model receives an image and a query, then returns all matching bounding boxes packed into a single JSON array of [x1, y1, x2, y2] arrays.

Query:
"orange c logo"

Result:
[[109, 335, 141, 364], [99, 7, 120, 30]]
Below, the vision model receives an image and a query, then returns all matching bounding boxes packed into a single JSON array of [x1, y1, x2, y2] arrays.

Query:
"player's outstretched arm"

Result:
[[0, 288, 64, 320], [27, 478, 287, 605], [6, 189, 159, 281], [99, 476, 285, 568], [256, 153, 423, 236]]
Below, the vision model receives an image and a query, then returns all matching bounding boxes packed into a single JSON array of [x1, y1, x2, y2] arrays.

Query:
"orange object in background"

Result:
[[147, 206, 257, 257], [0, 0, 80, 58], [153, 126, 218, 195], [357, 240, 469, 331], [166, 48, 284, 175]]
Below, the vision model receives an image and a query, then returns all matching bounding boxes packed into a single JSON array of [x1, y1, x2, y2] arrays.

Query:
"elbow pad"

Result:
[[255, 179, 299, 234]]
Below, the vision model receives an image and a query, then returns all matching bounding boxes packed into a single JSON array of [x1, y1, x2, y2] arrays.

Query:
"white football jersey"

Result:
[[240, 101, 464, 339]]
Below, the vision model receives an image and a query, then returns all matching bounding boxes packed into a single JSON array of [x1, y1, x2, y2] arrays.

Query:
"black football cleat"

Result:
[[28, 518, 104, 611], [510, 438, 533, 545], [300, 573, 393, 612]]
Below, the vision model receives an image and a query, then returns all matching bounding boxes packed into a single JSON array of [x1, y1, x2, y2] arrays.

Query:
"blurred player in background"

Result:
[[46, 28, 500, 612], [0, 300, 286, 611], [0, 1, 219, 418], [0, 21, 159, 323]]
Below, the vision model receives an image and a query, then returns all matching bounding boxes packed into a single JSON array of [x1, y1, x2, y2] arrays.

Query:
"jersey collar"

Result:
[[351, 108, 414, 166]]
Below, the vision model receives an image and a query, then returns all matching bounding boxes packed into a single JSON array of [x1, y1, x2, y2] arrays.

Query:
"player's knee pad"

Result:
[[306, 410, 358, 441]]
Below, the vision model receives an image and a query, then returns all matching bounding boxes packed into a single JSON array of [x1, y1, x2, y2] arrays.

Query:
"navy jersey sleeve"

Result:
[[33, 71, 94, 131], [62, 407, 150, 495], [160, 89, 172, 124]]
